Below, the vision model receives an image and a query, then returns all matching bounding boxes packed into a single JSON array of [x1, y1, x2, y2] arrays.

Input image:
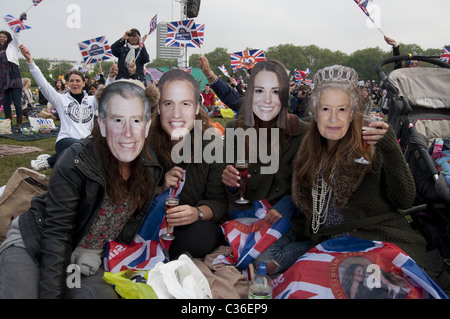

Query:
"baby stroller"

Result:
[[376, 55, 450, 266]]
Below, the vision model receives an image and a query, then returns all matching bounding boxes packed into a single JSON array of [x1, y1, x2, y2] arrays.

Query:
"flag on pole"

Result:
[[3, 15, 31, 33], [138, 34, 144, 50], [295, 68, 310, 83], [165, 19, 201, 48], [230, 49, 266, 70], [196, 23, 205, 46], [32, 0, 43, 6], [440, 46, 450, 64], [353, 0, 386, 36], [354, 0, 370, 16], [218, 65, 230, 77], [149, 14, 157, 35], [78, 36, 114, 64]]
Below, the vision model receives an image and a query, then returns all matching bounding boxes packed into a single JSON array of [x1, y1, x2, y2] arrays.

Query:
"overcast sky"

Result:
[[1, 0, 449, 65]]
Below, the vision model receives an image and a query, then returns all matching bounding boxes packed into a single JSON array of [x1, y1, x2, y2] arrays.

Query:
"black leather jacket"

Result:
[[19, 138, 162, 298]]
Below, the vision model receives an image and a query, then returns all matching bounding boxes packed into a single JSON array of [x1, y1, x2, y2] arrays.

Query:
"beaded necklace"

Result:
[[311, 163, 335, 234]]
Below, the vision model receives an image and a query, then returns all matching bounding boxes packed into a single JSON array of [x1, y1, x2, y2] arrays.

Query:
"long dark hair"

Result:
[[234, 60, 290, 162], [0, 30, 12, 51], [92, 80, 154, 209], [149, 69, 210, 170]]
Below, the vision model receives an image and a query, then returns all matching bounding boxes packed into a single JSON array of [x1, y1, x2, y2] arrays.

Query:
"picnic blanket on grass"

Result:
[[0, 144, 43, 158], [0, 123, 59, 141]]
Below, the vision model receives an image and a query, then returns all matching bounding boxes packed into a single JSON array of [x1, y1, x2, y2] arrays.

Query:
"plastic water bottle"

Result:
[[248, 262, 272, 299]]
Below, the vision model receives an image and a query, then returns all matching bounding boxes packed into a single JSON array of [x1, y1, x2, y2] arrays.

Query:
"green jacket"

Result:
[[292, 126, 427, 266], [225, 114, 309, 212]]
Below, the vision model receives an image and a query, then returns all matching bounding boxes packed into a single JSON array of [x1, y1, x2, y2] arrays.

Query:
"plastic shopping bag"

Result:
[[103, 270, 158, 299], [147, 254, 212, 299]]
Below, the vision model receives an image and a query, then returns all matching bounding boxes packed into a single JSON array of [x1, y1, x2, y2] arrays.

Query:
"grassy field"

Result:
[[0, 113, 57, 186]]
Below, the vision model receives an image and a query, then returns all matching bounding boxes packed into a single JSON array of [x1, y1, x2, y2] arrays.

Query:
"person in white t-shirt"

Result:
[[20, 44, 98, 170]]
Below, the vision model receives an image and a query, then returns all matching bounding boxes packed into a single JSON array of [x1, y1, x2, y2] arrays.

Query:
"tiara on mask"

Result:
[[313, 65, 359, 87]]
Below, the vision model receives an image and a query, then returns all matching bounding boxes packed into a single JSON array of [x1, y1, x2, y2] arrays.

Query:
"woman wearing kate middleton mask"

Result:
[[222, 60, 309, 275]]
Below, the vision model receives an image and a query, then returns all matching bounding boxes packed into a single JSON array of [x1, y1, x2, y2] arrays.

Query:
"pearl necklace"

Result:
[[311, 163, 335, 234]]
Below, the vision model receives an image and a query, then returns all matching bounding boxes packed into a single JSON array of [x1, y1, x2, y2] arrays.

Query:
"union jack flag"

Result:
[[149, 14, 157, 35], [213, 199, 290, 270], [3, 15, 31, 33], [440, 46, 450, 64], [230, 49, 266, 70], [295, 68, 310, 83], [218, 65, 230, 77], [173, 66, 192, 73], [32, 0, 43, 6], [354, 0, 370, 16], [78, 36, 114, 64], [105, 174, 186, 273], [272, 236, 448, 299], [196, 23, 205, 46], [165, 19, 201, 48]]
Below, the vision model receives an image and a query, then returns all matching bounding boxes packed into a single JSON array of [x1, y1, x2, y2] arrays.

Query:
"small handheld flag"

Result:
[[165, 19, 201, 48], [3, 15, 31, 33], [295, 68, 310, 83], [173, 66, 192, 74], [196, 23, 205, 46], [440, 46, 450, 64], [230, 49, 266, 70], [25, 0, 44, 13], [354, 0, 370, 16], [218, 65, 230, 77], [353, 0, 385, 36], [149, 14, 157, 35], [78, 36, 114, 64]]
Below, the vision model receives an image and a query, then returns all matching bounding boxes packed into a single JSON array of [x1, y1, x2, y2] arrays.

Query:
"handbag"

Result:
[[0, 167, 49, 240]]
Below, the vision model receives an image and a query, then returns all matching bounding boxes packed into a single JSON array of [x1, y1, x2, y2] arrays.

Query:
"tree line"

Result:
[[19, 42, 443, 87], [186, 43, 442, 82]]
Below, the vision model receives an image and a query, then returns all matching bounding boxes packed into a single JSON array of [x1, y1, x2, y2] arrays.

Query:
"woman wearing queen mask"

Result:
[[291, 65, 427, 266]]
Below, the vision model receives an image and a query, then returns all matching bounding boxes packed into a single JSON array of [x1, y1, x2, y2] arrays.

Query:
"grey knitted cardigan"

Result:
[[291, 126, 427, 267]]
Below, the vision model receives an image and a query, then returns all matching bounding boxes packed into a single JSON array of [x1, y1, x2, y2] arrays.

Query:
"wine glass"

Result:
[[161, 196, 179, 240], [354, 110, 379, 165], [234, 160, 249, 204]]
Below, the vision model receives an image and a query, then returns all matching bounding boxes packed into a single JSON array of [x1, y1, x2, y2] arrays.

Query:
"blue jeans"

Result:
[[47, 137, 79, 167], [254, 229, 312, 276]]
